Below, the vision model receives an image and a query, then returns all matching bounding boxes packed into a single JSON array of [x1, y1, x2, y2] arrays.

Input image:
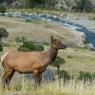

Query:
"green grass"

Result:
[[58, 48, 95, 75], [62, 48, 95, 64]]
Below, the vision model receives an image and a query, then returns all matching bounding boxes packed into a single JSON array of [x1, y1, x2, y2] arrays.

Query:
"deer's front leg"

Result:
[[33, 70, 42, 87], [36, 73, 42, 87]]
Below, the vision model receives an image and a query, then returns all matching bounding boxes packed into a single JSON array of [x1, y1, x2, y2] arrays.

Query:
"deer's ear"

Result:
[[51, 36, 53, 43]]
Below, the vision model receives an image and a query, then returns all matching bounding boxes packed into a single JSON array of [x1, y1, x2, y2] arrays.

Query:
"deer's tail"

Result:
[[0, 51, 9, 64]]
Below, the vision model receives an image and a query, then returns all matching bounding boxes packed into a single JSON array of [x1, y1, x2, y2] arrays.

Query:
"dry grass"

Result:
[[59, 48, 95, 75], [88, 13, 95, 20], [7, 8, 62, 16], [0, 78, 95, 95]]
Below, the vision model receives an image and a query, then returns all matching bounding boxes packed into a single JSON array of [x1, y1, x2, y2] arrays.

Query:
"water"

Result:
[[1, 12, 95, 47]]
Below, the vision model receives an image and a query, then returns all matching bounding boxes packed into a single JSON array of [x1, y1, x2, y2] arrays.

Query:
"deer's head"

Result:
[[51, 36, 67, 50]]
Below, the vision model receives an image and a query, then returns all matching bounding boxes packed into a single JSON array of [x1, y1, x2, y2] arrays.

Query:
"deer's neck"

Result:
[[41, 46, 58, 68], [48, 46, 58, 62]]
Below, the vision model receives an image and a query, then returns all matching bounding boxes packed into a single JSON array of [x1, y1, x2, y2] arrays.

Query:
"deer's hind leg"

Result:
[[2, 69, 15, 89]]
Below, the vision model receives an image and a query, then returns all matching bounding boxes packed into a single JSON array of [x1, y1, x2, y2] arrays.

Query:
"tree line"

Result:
[[0, 0, 94, 12]]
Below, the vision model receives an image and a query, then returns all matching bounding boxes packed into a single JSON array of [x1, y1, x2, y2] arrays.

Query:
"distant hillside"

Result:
[[0, 16, 85, 48], [0, 0, 95, 10]]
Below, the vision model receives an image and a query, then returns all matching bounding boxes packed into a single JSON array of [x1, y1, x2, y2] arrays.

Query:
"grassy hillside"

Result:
[[0, 16, 85, 48], [0, 16, 95, 75]]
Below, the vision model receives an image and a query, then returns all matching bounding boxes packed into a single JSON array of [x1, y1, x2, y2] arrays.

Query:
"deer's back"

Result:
[[3, 51, 45, 73]]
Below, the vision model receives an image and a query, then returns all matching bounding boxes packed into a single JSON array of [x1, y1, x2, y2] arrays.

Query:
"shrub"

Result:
[[51, 57, 65, 79], [0, 5, 6, 13], [0, 28, 9, 37], [75, 0, 93, 12], [25, 19, 32, 23], [78, 71, 95, 82], [59, 70, 72, 82], [18, 46, 31, 52], [15, 36, 26, 46], [26, 0, 58, 9], [0, 27, 9, 52], [18, 41, 44, 51]]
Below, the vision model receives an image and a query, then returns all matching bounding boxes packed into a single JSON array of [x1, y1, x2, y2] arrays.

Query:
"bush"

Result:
[[18, 41, 44, 52], [25, 19, 32, 23], [0, 5, 6, 13], [15, 36, 26, 45], [59, 70, 72, 82], [26, 0, 58, 9], [51, 57, 65, 79], [78, 71, 95, 82], [75, 0, 93, 12], [0, 27, 8, 52], [18, 46, 31, 52], [0, 27, 9, 37]]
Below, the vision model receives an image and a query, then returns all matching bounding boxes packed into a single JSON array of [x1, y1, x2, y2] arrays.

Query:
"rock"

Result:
[[25, 69, 55, 81]]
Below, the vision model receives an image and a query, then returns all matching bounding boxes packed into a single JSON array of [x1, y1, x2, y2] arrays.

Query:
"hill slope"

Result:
[[0, 16, 95, 76], [0, 16, 85, 48]]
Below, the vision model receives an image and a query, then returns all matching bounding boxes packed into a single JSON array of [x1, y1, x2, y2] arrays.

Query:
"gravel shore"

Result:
[[63, 15, 95, 33]]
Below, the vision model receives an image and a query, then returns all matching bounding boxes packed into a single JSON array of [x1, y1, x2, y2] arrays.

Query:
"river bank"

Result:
[[63, 13, 95, 32], [0, 11, 95, 47], [62, 13, 95, 47]]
